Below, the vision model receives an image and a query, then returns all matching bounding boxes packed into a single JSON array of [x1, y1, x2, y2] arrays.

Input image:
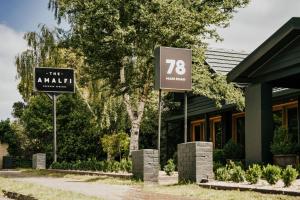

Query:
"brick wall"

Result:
[[178, 142, 213, 183], [0, 143, 9, 169], [132, 149, 159, 183]]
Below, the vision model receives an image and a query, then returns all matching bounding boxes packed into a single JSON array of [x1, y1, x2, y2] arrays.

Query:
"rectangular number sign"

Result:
[[154, 46, 192, 91], [34, 67, 75, 93]]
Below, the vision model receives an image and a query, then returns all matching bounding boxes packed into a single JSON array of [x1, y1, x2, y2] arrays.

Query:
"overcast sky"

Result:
[[1, 0, 300, 120]]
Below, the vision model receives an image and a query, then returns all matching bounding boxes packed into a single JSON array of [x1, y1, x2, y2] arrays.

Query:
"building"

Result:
[[166, 17, 300, 164]]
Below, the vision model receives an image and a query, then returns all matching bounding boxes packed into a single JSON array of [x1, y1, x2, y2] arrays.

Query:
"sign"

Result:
[[154, 46, 192, 91], [34, 67, 75, 93]]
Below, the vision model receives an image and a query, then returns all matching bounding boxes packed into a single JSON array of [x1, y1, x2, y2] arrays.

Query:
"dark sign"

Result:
[[34, 67, 75, 93], [154, 46, 192, 91]]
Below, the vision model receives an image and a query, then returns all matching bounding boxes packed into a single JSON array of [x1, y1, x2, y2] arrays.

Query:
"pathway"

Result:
[[0, 170, 196, 200]]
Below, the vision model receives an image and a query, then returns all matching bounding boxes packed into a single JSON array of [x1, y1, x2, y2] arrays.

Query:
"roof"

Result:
[[205, 48, 248, 75], [227, 17, 300, 83]]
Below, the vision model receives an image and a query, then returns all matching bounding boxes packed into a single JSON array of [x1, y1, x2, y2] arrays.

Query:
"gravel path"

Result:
[[11, 177, 133, 200]]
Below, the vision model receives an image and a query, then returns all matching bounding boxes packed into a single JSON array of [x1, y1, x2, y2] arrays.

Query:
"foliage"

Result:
[[101, 132, 130, 160], [245, 164, 262, 184], [163, 159, 176, 176], [282, 165, 298, 187], [262, 164, 281, 185], [0, 119, 22, 156], [48, 0, 249, 153], [50, 158, 132, 173], [213, 149, 225, 164], [213, 162, 224, 173], [15, 94, 103, 163], [227, 160, 245, 182], [215, 160, 245, 182], [223, 139, 244, 160], [215, 167, 231, 181], [270, 127, 294, 155]]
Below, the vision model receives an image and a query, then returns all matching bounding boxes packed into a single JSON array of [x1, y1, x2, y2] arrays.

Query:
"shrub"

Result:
[[262, 164, 281, 185], [215, 167, 230, 181], [50, 159, 132, 173], [270, 127, 294, 155], [282, 165, 298, 187], [227, 161, 245, 183], [223, 139, 244, 160], [245, 164, 262, 184], [163, 159, 176, 176], [213, 162, 224, 173], [213, 149, 225, 164], [215, 160, 245, 182]]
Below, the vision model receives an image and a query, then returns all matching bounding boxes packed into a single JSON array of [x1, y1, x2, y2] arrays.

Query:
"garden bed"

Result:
[[199, 179, 300, 196]]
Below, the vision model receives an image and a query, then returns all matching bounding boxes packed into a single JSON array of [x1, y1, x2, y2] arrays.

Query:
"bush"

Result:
[[262, 164, 281, 185], [282, 165, 298, 187], [163, 159, 176, 176], [213, 162, 224, 173], [223, 139, 244, 160], [50, 159, 132, 173], [213, 149, 225, 164], [215, 167, 231, 181], [270, 127, 294, 155], [215, 161, 245, 182], [245, 164, 262, 184], [227, 161, 245, 183]]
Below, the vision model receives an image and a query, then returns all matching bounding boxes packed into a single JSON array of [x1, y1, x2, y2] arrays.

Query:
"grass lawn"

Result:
[[144, 184, 299, 200], [7, 169, 300, 200], [0, 177, 103, 200]]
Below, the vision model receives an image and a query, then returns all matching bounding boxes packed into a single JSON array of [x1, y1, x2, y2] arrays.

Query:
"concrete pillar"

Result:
[[132, 149, 159, 183], [32, 153, 46, 169], [178, 142, 213, 183], [245, 83, 273, 164]]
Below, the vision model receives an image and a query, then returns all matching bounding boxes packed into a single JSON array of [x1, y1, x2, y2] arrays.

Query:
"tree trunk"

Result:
[[130, 121, 140, 152], [120, 60, 147, 155]]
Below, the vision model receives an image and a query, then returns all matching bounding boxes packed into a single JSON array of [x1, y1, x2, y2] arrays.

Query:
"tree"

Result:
[[17, 93, 103, 162], [101, 132, 130, 160], [0, 119, 22, 156], [49, 0, 248, 153]]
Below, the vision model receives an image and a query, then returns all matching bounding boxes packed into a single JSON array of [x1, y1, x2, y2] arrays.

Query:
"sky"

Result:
[[1, 0, 300, 120]]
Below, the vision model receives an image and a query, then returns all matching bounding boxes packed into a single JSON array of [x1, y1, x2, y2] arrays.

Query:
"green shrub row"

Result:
[[50, 158, 132, 173], [215, 162, 298, 187]]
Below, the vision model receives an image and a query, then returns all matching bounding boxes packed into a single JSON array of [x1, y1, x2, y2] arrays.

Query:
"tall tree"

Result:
[[48, 0, 248, 153]]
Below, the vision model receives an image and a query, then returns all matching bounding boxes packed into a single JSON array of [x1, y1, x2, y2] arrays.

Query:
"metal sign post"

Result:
[[34, 67, 75, 163], [158, 89, 162, 152], [154, 46, 192, 154], [184, 92, 187, 143]]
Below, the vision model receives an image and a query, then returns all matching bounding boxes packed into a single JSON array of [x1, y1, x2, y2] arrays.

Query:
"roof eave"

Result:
[[227, 17, 300, 83]]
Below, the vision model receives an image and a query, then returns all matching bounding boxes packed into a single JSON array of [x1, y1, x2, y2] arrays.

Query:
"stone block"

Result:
[[132, 149, 159, 183], [178, 142, 213, 183], [32, 153, 46, 169]]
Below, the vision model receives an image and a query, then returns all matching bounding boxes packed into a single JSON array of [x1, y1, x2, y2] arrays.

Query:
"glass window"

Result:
[[191, 120, 205, 142], [273, 110, 283, 131], [214, 121, 223, 149], [236, 117, 245, 147], [287, 107, 298, 142]]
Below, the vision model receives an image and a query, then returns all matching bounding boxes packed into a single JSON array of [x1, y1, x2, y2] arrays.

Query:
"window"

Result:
[[232, 113, 245, 147], [191, 120, 205, 142], [210, 116, 222, 149], [272, 101, 298, 141]]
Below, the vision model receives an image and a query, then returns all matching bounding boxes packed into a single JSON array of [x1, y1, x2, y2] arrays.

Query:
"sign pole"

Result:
[[53, 93, 57, 163], [158, 89, 162, 154], [184, 91, 187, 143]]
